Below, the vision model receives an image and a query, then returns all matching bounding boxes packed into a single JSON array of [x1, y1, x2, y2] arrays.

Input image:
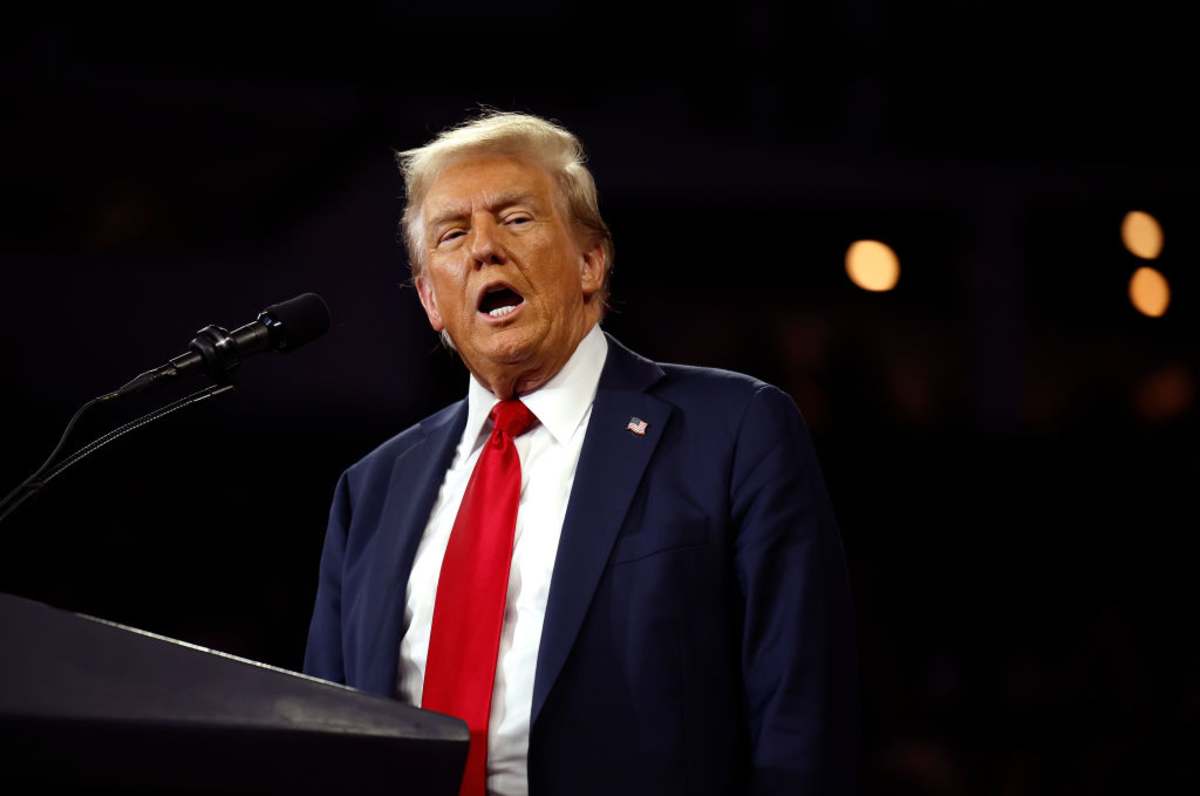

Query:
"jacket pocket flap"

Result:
[[609, 523, 708, 565]]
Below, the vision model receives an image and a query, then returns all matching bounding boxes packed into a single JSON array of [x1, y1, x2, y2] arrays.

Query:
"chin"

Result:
[[478, 330, 539, 365]]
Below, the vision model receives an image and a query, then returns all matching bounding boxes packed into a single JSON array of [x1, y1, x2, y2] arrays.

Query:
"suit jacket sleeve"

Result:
[[303, 471, 352, 683], [730, 384, 858, 795]]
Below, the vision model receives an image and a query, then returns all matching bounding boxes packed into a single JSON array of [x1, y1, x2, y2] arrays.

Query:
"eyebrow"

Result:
[[425, 190, 541, 234]]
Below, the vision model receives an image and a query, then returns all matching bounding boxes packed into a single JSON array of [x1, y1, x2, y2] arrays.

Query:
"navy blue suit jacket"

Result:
[[304, 334, 858, 795]]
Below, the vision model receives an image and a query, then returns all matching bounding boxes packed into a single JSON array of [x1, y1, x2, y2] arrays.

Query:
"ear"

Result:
[[579, 241, 607, 300], [415, 275, 446, 332]]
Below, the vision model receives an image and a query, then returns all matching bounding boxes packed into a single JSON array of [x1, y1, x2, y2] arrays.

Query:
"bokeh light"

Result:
[[1128, 267, 1170, 317], [846, 240, 900, 292], [1121, 210, 1164, 259]]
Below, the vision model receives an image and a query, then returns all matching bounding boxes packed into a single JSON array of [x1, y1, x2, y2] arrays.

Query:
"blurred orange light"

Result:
[[1128, 267, 1170, 317], [846, 240, 900, 292], [1135, 363, 1195, 422], [1121, 210, 1164, 259]]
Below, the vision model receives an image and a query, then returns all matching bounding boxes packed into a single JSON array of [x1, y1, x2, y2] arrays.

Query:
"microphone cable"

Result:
[[0, 384, 234, 527]]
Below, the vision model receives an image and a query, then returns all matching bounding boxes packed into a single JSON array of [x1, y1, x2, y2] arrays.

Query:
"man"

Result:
[[304, 112, 858, 796]]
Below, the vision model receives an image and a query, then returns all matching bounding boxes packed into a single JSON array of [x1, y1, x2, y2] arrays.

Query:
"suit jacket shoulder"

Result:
[[602, 335, 790, 431], [343, 399, 466, 491]]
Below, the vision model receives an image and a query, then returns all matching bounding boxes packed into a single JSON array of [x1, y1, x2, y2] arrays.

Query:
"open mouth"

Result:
[[478, 284, 525, 319]]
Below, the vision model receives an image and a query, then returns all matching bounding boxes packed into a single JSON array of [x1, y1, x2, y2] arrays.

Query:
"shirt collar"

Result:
[[464, 323, 609, 450]]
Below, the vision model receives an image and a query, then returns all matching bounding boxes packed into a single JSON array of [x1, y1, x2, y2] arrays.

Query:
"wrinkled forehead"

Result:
[[419, 152, 565, 224]]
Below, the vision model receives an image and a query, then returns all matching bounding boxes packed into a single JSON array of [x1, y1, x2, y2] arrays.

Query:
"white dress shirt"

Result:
[[398, 323, 608, 796]]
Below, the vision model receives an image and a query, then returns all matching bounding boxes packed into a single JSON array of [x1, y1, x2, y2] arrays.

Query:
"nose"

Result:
[[468, 216, 507, 268]]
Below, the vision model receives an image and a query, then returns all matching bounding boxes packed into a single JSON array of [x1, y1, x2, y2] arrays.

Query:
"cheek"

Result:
[[427, 265, 466, 300]]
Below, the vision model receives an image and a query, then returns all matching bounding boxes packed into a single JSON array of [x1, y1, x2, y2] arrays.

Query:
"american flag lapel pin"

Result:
[[625, 417, 648, 436]]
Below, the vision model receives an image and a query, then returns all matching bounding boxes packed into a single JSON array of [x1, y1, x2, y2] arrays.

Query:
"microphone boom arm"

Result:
[[0, 384, 235, 527]]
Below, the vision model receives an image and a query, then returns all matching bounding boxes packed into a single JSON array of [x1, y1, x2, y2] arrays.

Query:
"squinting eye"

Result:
[[506, 215, 531, 225], [438, 230, 466, 245]]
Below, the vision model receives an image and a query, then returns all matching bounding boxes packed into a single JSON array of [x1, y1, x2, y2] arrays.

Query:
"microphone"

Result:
[[117, 293, 331, 397]]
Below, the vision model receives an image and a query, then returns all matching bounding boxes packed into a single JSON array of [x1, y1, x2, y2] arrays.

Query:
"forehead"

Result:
[[421, 153, 559, 218]]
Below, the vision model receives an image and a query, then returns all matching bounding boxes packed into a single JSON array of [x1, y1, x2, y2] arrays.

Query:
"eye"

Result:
[[437, 229, 466, 246], [505, 214, 532, 226]]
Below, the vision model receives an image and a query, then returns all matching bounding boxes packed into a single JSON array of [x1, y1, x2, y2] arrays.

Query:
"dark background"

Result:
[[2, 2, 1197, 793]]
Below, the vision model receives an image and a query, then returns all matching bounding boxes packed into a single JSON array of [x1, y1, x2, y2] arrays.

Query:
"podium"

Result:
[[0, 594, 468, 794]]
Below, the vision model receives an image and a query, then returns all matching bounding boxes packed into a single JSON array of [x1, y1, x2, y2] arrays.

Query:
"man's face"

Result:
[[414, 153, 606, 395]]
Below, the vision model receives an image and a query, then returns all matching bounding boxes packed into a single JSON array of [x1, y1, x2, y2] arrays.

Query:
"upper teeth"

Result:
[[488, 305, 518, 318]]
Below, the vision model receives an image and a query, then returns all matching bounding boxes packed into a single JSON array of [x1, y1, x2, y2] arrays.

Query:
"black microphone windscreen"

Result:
[[263, 293, 331, 351]]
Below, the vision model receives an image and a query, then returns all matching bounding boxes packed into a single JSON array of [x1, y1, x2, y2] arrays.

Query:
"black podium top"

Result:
[[0, 594, 468, 794]]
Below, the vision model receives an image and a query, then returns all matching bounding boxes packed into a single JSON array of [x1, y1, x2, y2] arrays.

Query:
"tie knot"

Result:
[[490, 399, 537, 438]]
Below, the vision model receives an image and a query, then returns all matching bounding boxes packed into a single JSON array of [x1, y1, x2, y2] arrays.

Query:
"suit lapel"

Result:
[[531, 335, 671, 724], [359, 400, 467, 697]]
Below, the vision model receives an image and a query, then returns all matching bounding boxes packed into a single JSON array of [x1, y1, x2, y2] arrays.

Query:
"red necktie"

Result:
[[422, 399, 538, 796]]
